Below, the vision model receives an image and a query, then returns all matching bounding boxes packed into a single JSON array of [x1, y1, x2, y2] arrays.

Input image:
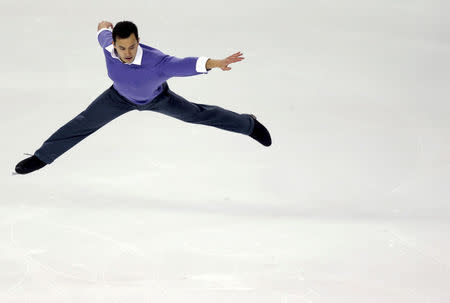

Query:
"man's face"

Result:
[[113, 33, 140, 63]]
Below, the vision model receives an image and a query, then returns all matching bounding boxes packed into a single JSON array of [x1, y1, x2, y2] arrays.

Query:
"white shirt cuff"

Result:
[[196, 56, 210, 73]]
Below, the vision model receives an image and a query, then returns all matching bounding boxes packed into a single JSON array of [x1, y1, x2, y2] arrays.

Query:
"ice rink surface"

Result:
[[1, 0, 449, 302]]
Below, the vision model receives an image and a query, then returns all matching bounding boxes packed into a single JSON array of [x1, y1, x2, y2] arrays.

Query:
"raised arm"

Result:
[[97, 21, 113, 48]]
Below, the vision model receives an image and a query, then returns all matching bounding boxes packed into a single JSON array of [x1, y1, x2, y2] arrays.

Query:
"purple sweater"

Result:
[[97, 28, 209, 104]]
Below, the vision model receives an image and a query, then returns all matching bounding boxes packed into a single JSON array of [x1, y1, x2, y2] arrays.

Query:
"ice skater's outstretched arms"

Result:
[[95, 21, 245, 73]]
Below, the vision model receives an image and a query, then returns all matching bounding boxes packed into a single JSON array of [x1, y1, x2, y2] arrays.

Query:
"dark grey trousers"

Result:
[[34, 82, 255, 164]]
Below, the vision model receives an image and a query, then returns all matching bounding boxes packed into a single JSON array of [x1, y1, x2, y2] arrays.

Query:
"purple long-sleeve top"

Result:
[[97, 28, 209, 104]]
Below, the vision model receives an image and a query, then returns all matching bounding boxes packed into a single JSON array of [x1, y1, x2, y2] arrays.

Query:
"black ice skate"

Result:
[[249, 114, 272, 146], [15, 155, 47, 175]]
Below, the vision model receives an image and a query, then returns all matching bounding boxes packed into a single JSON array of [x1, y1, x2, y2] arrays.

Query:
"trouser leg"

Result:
[[145, 86, 255, 135], [34, 86, 134, 164]]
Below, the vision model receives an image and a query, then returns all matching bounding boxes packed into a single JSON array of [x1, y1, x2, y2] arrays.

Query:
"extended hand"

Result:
[[218, 51, 245, 71]]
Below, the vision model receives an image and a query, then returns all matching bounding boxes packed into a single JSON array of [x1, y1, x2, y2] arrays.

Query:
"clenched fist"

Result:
[[97, 21, 113, 31]]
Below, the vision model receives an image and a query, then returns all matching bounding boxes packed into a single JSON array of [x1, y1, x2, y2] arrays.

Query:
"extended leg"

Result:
[[146, 87, 255, 135], [34, 87, 134, 164]]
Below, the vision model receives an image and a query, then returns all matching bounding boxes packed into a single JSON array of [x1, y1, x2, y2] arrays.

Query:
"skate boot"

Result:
[[249, 114, 272, 146], [15, 155, 47, 174]]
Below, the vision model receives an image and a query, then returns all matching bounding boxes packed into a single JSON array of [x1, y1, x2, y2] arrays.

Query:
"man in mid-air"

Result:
[[15, 20, 271, 175]]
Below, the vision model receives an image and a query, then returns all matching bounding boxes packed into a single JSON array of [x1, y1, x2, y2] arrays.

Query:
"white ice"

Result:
[[0, 0, 449, 302]]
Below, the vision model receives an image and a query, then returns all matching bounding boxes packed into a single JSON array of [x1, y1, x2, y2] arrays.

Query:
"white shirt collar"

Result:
[[105, 43, 143, 65]]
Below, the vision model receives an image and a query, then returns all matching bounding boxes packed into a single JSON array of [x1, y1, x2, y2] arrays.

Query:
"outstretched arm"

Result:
[[206, 52, 245, 71]]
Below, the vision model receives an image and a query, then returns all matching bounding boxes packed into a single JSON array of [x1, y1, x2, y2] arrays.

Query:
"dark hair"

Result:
[[113, 21, 139, 43]]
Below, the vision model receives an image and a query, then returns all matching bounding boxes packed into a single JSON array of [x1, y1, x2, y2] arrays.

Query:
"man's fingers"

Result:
[[229, 51, 243, 57], [220, 52, 245, 69], [226, 57, 244, 63], [227, 55, 245, 61], [99, 20, 113, 28]]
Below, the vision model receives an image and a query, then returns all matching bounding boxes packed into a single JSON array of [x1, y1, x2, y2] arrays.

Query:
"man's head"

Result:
[[112, 21, 140, 63]]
